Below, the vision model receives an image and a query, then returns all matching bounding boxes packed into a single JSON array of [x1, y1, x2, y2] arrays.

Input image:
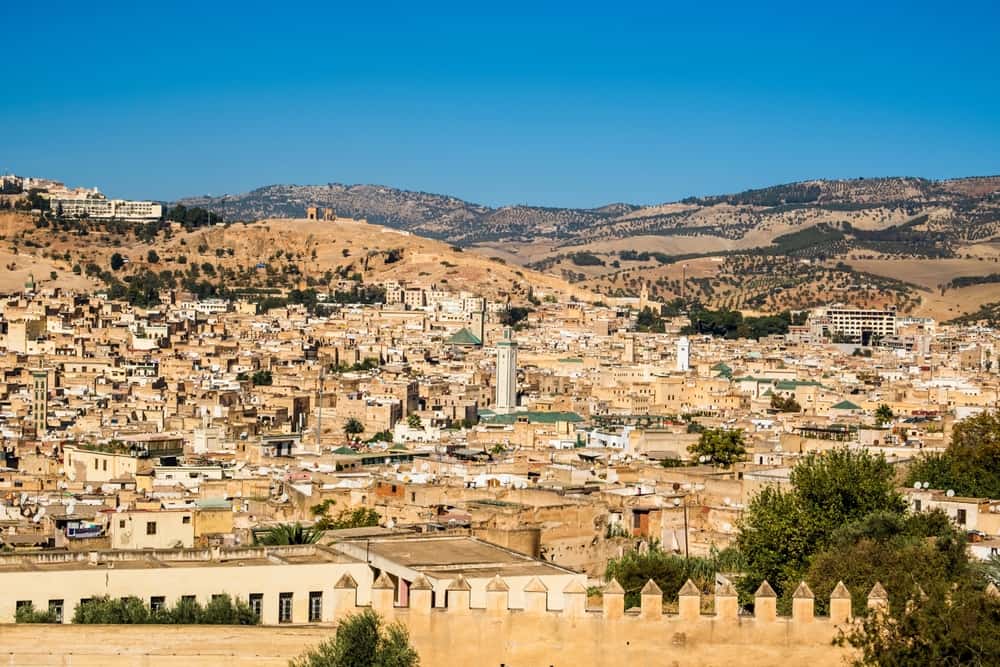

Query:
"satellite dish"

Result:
[[946, 489, 955, 497], [723, 497, 731, 506], [913, 482, 921, 489], [923, 481, 930, 489], [673, 498, 681, 507]]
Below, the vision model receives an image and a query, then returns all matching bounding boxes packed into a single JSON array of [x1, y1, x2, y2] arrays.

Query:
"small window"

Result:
[[411, 492, 416, 502], [102, 460, 107, 471], [146, 521, 157, 535], [15, 600, 31, 611], [309, 591, 323, 622], [249, 593, 263, 619], [913, 499, 921, 512], [182, 516, 191, 524], [150, 596, 166, 612], [119, 519, 126, 529], [278, 592, 293, 623], [48, 600, 64, 623], [181, 595, 196, 604], [957, 509, 967, 525]]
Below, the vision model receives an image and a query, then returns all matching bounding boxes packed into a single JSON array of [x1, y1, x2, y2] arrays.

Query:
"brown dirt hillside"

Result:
[[0, 213, 597, 303]]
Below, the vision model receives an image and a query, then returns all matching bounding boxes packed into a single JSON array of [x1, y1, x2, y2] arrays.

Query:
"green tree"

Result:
[[251, 370, 273, 386], [289, 609, 419, 667], [875, 404, 894, 426], [110, 252, 125, 271], [770, 393, 801, 412], [254, 522, 322, 546], [905, 412, 1000, 498], [344, 418, 364, 441], [799, 510, 969, 616], [688, 428, 746, 468], [836, 581, 1000, 666], [737, 448, 905, 602], [406, 414, 422, 430], [147, 249, 160, 263]]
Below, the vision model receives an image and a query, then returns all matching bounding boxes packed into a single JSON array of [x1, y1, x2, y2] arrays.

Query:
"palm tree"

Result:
[[254, 522, 321, 546], [343, 418, 364, 442]]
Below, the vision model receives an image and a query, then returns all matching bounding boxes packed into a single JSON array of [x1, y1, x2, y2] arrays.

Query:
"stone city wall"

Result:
[[0, 573, 877, 666]]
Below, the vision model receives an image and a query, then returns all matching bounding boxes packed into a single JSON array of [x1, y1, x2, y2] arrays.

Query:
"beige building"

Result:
[[0, 545, 372, 625], [109, 509, 195, 550]]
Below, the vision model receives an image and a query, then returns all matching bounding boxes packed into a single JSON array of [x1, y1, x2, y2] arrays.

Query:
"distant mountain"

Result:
[[178, 176, 1000, 248]]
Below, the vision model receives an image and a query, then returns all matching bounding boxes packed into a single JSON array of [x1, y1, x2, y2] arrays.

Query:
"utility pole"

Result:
[[316, 367, 325, 450]]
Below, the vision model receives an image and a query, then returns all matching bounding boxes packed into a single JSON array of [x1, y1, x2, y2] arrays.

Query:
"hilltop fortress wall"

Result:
[[0, 574, 878, 666]]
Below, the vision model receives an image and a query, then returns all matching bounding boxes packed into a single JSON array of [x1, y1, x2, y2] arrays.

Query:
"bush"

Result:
[[72, 594, 258, 625], [15, 603, 59, 623]]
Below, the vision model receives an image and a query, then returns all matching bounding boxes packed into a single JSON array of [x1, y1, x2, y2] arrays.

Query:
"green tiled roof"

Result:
[[482, 411, 584, 425], [446, 327, 482, 346], [831, 400, 862, 410]]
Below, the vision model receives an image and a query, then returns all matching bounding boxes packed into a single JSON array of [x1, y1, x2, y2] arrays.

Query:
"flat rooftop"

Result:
[[336, 535, 577, 579], [0, 544, 359, 574]]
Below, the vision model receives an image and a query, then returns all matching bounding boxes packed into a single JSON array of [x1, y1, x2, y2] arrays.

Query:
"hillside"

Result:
[[0, 212, 594, 305], [178, 177, 1000, 251], [175, 176, 1000, 319]]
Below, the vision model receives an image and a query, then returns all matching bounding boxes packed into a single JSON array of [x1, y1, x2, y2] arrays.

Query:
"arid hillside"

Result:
[[0, 212, 595, 304]]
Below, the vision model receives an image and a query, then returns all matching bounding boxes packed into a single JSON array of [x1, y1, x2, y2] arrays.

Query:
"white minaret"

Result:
[[676, 336, 690, 372], [495, 327, 518, 413]]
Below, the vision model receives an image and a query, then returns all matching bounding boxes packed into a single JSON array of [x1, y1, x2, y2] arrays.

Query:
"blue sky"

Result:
[[3, 1, 998, 207]]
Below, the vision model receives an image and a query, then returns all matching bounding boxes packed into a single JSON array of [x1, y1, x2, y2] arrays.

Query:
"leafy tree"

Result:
[[147, 249, 160, 263], [905, 412, 1000, 498], [688, 428, 746, 468], [799, 510, 969, 616], [499, 306, 532, 328], [251, 370, 273, 386], [770, 393, 801, 412], [254, 522, 322, 546], [406, 414, 422, 430], [737, 448, 904, 603], [875, 404, 894, 426], [836, 581, 1000, 666], [604, 543, 744, 608], [290, 609, 419, 667], [110, 252, 125, 271], [635, 307, 665, 333]]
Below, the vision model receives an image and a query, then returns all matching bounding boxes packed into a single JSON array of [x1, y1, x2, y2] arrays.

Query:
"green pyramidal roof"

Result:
[[831, 399, 862, 410], [446, 327, 482, 346]]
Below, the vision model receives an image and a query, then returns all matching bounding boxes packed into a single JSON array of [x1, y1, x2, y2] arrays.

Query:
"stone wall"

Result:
[[0, 574, 875, 666]]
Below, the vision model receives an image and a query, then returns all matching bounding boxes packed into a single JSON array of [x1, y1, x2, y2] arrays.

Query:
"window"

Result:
[[309, 592, 322, 622], [150, 596, 165, 612], [102, 460, 107, 471], [182, 516, 191, 524], [94, 459, 99, 470], [913, 499, 921, 512], [146, 521, 157, 535], [15, 600, 31, 612], [957, 509, 967, 525], [278, 593, 293, 623], [181, 595, 196, 604], [119, 520, 126, 529], [48, 600, 64, 623], [249, 593, 263, 619]]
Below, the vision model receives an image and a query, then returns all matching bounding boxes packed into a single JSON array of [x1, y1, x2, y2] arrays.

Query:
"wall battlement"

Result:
[[0, 574, 885, 666]]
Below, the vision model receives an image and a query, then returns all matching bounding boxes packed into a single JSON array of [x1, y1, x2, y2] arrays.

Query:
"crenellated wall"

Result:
[[0, 575, 887, 666]]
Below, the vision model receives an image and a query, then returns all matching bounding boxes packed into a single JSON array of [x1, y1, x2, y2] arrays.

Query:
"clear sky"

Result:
[[4, 1, 998, 207]]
